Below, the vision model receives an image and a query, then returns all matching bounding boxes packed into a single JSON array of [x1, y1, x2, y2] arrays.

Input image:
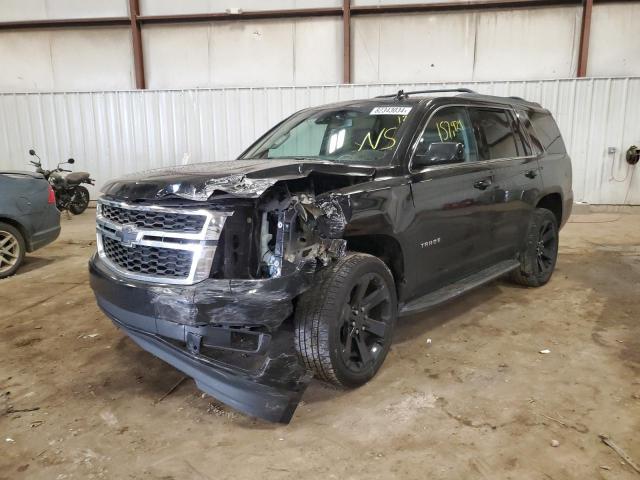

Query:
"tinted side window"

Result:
[[413, 107, 478, 165], [529, 111, 566, 155], [470, 108, 519, 160], [516, 110, 544, 156], [512, 113, 531, 156]]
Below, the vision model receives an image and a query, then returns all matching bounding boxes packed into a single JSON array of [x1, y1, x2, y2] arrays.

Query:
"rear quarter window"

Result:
[[516, 110, 543, 156], [529, 111, 566, 155]]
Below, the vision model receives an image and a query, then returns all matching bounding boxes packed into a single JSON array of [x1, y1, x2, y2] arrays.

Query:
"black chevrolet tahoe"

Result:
[[89, 88, 573, 423]]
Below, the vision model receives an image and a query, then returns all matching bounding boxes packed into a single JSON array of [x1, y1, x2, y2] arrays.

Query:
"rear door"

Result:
[[468, 107, 543, 263], [404, 105, 497, 299]]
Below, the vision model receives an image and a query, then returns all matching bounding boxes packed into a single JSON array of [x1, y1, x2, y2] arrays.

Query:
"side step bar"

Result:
[[399, 260, 520, 317]]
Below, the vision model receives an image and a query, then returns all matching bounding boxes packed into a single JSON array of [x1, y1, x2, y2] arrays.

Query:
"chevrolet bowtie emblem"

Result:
[[117, 224, 139, 247]]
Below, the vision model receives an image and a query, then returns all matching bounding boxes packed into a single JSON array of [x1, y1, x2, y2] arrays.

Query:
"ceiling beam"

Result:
[[137, 8, 342, 25], [350, 0, 631, 14], [350, 0, 578, 14], [0, 17, 129, 30]]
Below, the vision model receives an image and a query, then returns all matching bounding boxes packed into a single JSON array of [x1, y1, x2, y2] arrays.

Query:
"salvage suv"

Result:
[[89, 88, 573, 423]]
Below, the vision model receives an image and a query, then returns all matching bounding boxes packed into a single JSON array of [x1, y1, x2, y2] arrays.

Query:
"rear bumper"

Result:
[[89, 254, 312, 423], [29, 224, 61, 251], [27, 205, 61, 252]]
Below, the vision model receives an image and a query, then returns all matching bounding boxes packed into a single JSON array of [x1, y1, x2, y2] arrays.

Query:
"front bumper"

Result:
[[90, 251, 312, 329], [89, 255, 313, 423]]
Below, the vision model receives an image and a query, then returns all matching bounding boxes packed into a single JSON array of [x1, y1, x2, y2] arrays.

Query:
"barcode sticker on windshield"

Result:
[[370, 106, 412, 116]]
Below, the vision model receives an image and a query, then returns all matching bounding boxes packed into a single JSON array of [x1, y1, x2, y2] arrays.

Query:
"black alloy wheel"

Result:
[[339, 272, 393, 374], [294, 253, 397, 387], [510, 207, 559, 287], [535, 218, 557, 276]]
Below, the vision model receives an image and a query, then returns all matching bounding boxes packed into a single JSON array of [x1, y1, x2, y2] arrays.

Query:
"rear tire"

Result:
[[0, 222, 25, 279], [510, 208, 559, 287], [69, 186, 90, 215], [294, 253, 397, 388]]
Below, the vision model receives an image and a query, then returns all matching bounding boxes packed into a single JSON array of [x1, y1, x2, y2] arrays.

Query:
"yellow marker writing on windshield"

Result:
[[358, 130, 383, 151], [381, 127, 398, 150], [357, 116, 406, 151]]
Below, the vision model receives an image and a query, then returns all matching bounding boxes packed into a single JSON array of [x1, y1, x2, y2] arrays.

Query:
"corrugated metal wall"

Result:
[[1, 77, 638, 204]]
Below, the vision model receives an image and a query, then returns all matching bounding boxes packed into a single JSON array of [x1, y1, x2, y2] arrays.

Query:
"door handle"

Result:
[[473, 177, 492, 190], [525, 170, 538, 179]]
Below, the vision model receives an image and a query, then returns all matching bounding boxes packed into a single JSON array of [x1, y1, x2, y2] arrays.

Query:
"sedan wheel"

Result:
[[0, 223, 25, 279]]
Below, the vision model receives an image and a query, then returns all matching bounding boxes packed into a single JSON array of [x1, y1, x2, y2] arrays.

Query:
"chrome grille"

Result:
[[100, 202, 206, 233], [96, 198, 231, 285], [102, 236, 193, 278]]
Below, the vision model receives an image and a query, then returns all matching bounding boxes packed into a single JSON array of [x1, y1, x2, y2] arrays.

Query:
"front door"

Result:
[[404, 106, 497, 300]]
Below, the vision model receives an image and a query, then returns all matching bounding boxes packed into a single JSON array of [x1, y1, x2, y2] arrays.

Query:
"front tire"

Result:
[[294, 253, 397, 388], [69, 186, 90, 215], [0, 222, 25, 279], [510, 208, 559, 287]]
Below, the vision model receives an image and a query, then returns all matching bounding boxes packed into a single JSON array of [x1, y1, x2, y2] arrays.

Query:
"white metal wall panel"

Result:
[[352, 12, 477, 83], [587, 3, 640, 77], [139, 0, 342, 16], [142, 25, 211, 89], [0, 0, 128, 21], [473, 7, 581, 80], [0, 78, 638, 204], [0, 5, 635, 91], [208, 21, 296, 86], [0, 28, 135, 92], [352, 7, 581, 83], [143, 18, 342, 89], [0, 31, 54, 91]]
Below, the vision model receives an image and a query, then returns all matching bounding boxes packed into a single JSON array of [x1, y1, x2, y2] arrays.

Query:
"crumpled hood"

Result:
[[101, 159, 375, 201]]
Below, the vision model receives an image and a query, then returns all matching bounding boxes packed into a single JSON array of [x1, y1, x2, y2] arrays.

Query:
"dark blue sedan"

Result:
[[0, 171, 61, 278]]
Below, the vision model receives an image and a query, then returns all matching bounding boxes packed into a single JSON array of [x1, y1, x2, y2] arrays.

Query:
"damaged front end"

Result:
[[90, 167, 364, 422]]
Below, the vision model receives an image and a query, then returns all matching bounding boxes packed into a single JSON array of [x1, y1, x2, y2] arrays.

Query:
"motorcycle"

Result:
[[28, 149, 95, 215]]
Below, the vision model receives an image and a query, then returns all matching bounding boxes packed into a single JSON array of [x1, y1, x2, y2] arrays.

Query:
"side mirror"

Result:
[[67, 158, 75, 164], [413, 142, 465, 169], [28, 149, 36, 156]]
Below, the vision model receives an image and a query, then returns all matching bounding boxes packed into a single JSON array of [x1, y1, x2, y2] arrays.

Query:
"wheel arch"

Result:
[[345, 234, 406, 300], [536, 192, 563, 227], [0, 216, 29, 250]]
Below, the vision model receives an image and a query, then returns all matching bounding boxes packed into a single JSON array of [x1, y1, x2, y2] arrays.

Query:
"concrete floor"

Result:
[[1, 209, 639, 480]]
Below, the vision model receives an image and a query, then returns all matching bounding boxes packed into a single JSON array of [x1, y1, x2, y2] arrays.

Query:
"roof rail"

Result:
[[376, 88, 475, 100]]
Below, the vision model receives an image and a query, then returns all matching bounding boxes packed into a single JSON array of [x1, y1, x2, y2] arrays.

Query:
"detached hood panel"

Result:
[[101, 159, 376, 201]]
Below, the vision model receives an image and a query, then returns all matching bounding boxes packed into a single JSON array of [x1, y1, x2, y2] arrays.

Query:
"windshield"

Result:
[[240, 105, 413, 165]]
